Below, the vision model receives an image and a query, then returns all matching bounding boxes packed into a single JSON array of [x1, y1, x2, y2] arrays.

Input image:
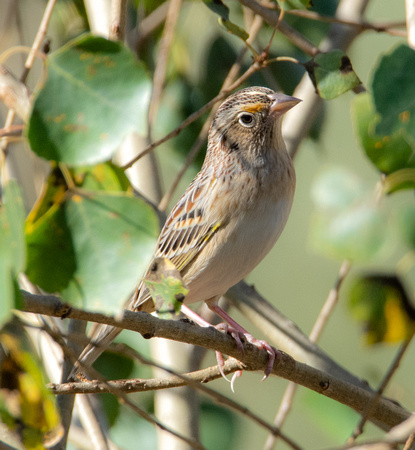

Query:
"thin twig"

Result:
[[348, 336, 414, 443], [1, 0, 56, 176], [237, 0, 319, 56], [406, 0, 415, 48], [109, 0, 127, 41], [158, 14, 264, 212], [121, 60, 264, 170], [136, 2, 170, 49], [309, 260, 351, 342], [93, 344, 302, 449], [53, 318, 89, 450], [263, 260, 351, 450], [403, 433, 415, 450], [76, 395, 111, 450], [262, 382, 297, 450], [36, 318, 205, 450], [226, 282, 369, 389], [20, 290, 412, 431], [147, 0, 182, 138], [267, 6, 407, 37], [48, 342, 300, 449], [20, 0, 57, 83], [0, 125, 24, 138], [49, 359, 242, 394]]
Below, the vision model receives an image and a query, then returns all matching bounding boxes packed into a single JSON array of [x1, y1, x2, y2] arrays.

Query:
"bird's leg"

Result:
[[181, 303, 277, 381], [206, 303, 278, 380], [180, 304, 238, 381]]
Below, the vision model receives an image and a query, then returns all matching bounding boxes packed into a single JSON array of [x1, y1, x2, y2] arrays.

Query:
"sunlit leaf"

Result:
[[310, 167, 366, 211], [349, 275, 415, 344], [352, 93, 415, 175], [309, 168, 388, 261], [372, 44, 415, 140], [203, 0, 249, 42], [305, 50, 361, 99], [218, 18, 249, 41], [72, 162, 131, 192], [26, 188, 159, 312], [382, 168, 415, 193], [0, 181, 25, 324], [0, 318, 62, 448], [28, 34, 151, 166], [310, 203, 387, 261], [143, 257, 188, 317]]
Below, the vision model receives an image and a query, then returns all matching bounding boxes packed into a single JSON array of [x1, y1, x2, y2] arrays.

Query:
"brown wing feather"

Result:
[[132, 172, 220, 310]]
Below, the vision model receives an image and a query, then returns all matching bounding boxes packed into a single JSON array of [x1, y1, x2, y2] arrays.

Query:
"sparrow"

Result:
[[72, 86, 300, 381]]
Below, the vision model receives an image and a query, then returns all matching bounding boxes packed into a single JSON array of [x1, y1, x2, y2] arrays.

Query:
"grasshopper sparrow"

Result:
[[73, 86, 301, 380]]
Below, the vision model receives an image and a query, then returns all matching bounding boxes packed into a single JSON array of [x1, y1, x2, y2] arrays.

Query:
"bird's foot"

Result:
[[216, 322, 277, 380], [180, 304, 277, 384]]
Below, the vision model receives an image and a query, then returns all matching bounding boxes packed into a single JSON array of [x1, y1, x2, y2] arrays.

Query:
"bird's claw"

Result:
[[215, 322, 278, 382]]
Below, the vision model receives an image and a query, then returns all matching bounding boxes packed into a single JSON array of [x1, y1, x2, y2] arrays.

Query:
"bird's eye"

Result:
[[238, 113, 255, 127]]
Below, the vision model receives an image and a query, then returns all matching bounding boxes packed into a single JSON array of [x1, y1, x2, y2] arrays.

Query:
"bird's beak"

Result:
[[268, 93, 302, 115]]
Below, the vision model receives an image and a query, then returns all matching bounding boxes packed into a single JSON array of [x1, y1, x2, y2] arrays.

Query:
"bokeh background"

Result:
[[1, 1, 414, 449]]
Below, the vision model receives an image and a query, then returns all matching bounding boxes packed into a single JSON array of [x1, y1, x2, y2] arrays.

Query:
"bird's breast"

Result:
[[182, 168, 295, 304]]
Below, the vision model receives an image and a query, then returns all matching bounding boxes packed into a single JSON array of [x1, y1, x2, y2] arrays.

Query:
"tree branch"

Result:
[[20, 290, 411, 431]]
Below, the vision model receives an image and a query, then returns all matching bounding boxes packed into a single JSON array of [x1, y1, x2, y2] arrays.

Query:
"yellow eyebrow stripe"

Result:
[[243, 103, 265, 113]]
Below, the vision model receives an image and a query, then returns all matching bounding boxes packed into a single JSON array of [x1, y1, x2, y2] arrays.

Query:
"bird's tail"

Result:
[[69, 323, 122, 379], [69, 286, 155, 380]]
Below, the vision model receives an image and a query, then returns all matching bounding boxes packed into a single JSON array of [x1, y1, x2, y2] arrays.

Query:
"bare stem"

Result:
[[121, 61, 264, 170], [158, 14, 264, 211], [264, 260, 350, 450], [20, 290, 412, 431], [109, 0, 127, 41], [348, 336, 414, 443], [147, 0, 182, 138], [20, 0, 57, 83]]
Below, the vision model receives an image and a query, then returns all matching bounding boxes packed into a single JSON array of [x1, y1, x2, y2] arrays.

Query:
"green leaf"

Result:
[[0, 318, 62, 448], [202, 0, 229, 19], [73, 162, 131, 192], [143, 257, 188, 316], [372, 44, 415, 140], [0, 181, 25, 324], [349, 275, 415, 344], [203, 0, 249, 42], [310, 167, 366, 212], [218, 18, 249, 41], [382, 168, 415, 194], [94, 351, 134, 382], [310, 203, 387, 261], [25, 202, 76, 293], [306, 50, 361, 99], [28, 34, 151, 166], [26, 189, 159, 312], [276, 0, 312, 11], [352, 93, 415, 174], [309, 168, 387, 261]]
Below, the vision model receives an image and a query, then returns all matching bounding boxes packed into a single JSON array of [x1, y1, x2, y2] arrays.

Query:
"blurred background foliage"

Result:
[[1, 0, 415, 449]]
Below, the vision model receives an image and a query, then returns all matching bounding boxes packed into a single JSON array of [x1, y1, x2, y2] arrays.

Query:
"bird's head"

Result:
[[209, 87, 301, 160]]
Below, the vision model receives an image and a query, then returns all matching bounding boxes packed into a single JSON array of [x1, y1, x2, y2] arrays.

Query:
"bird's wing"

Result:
[[133, 173, 221, 309], [156, 175, 220, 270]]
